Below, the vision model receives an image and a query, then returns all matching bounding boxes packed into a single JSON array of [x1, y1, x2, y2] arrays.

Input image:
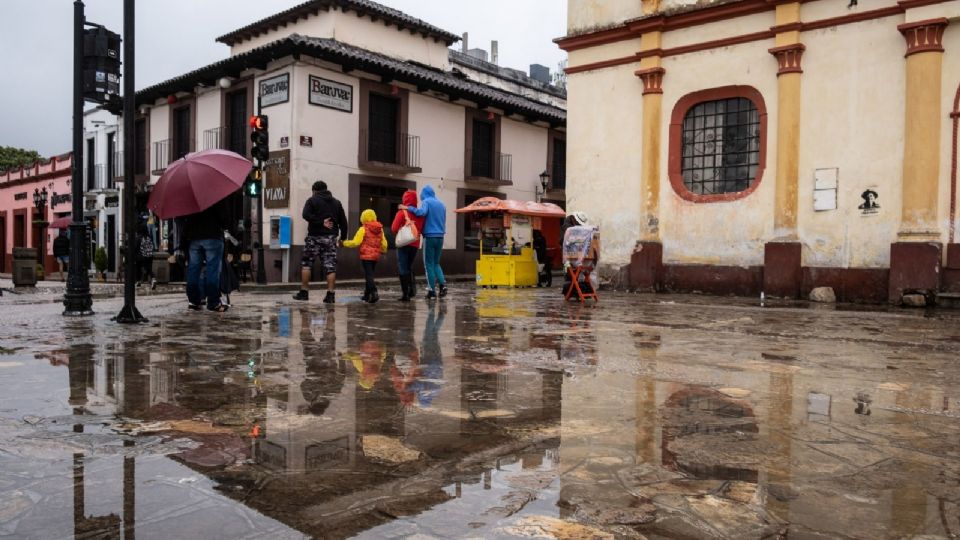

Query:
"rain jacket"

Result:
[[343, 209, 388, 261], [391, 190, 426, 249], [409, 185, 446, 237]]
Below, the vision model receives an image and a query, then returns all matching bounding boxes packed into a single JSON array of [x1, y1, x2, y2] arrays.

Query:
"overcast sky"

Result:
[[0, 0, 568, 157]]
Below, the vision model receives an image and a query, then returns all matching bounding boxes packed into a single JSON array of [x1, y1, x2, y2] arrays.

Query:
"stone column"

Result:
[[630, 31, 666, 291], [764, 2, 805, 298], [889, 18, 949, 303]]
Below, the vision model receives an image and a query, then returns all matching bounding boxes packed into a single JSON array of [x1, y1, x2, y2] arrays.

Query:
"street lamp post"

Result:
[[537, 170, 550, 202], [33, 187, 49, 270], [64, 0, 93, 316]]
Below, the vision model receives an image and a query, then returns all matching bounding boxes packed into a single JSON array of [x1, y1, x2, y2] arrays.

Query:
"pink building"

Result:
[[0, 153, 74, 276]]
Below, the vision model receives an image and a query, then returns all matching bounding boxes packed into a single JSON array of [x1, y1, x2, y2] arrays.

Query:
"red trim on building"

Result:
[[667, 86, 768, 203], [898, 18, 949, 56], [768, 43, 805, 75], [635, 67, 666, 95]]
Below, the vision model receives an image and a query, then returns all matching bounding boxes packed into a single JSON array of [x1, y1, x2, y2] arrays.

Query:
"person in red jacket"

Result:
[[391, 190, 426, 302], [344, 209, 388, 303]]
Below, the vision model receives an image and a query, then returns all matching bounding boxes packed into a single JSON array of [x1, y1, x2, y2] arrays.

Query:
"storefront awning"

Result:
[[455, 197, 565, 218]]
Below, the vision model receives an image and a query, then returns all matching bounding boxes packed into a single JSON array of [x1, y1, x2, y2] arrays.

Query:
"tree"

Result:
[[0, 146, 43, 171]]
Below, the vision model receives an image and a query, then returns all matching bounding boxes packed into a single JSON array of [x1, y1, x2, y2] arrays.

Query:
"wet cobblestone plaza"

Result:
[[1, 286, 959, 539]]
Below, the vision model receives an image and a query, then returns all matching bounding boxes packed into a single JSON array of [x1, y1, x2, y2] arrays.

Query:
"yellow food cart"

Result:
[[455, 198, 565, 288]]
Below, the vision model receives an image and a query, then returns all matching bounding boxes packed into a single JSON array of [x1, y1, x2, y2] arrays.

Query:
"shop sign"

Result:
[[264, 150, 290, 209], [259, 73, 290, 108], [279, 136, 289, 148], [51, 192, 72, 209], [308, 75, 353, 113], [105, 196, 119, 208], [14, 192, 27, 201], [300, 136, 313, 147]]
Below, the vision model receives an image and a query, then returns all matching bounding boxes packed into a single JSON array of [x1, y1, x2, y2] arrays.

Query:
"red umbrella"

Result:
[[147, 149, 253, 219], [49, 216, 73, 229]]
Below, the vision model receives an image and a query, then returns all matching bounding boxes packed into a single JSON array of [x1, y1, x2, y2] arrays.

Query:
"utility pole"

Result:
[[63, 0, 93, 317], [115, 0, 145, 323]]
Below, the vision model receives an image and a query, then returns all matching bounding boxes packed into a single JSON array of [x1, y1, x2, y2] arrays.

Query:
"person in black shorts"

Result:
[[294, 181, 348, 303]]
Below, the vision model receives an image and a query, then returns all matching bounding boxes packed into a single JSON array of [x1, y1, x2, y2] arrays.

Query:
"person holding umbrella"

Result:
[[148, 148, 252, 313]]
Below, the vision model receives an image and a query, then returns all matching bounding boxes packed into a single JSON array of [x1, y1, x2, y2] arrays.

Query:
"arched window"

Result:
[[669, 86, 767, 203]]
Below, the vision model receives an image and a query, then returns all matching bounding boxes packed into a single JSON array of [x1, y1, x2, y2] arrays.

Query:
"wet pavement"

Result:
[[1, 285, 959, 539]]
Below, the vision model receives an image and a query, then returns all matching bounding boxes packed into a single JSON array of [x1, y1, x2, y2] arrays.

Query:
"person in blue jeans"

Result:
[[401, 185, 447, 299], [179, 199, 231, 312]]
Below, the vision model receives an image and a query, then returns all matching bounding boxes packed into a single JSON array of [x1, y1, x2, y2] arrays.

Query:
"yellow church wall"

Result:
[[657, 40, 780, 267], [565, 64, 646, 267], [797, 18, 905, 269]]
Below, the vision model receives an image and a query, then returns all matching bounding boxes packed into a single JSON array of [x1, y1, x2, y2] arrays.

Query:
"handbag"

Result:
[[395, 210, 420, 248]]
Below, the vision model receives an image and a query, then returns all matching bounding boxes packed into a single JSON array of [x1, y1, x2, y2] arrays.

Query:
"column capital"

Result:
[[898, 18, 949, 57], [768, 43, 805, 76], [635, 67, 665, 95]]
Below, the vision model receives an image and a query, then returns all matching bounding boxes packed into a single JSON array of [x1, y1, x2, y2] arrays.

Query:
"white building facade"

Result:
[[134, 0, 566, 281]]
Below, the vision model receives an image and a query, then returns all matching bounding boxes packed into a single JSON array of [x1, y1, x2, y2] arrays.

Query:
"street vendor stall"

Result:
[[455, 198, 565, 287]]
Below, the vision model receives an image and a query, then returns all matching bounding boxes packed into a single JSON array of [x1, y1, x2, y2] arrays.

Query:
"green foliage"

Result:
[[0, 146, 43, 171], [94, 246, 108, 273]]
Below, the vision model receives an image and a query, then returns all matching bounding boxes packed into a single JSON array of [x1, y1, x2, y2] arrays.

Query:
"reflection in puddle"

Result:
[[0, 289, 959, 538]]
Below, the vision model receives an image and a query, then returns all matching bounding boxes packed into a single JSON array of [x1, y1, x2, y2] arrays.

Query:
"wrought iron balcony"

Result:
[[466, 150, 512, 184], [203, 127, 226, 150], [358, 130, 422, 173], [151, 139, 171, 174]]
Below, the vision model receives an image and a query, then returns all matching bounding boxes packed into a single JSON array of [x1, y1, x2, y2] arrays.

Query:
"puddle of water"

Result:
[[0, 290, 958, 538]]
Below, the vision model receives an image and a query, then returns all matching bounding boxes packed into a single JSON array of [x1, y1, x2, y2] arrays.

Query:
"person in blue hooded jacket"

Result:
[[400, 185, 447, 299]]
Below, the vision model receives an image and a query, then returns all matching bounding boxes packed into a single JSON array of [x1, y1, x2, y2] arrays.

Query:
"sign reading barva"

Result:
[[259, 73, 290, 108], [308, 75, 353, 113]]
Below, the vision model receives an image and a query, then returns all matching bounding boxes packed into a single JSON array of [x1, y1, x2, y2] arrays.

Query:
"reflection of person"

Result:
[[391, 190, 425, 302], [180, 198, 231, 312], [858, 189, 880, 210], [53, 229, 70, 281], [294, 181, 348, 304], [413, 305, 445, 407], [343, 209, 388, 303], [401, 185, 447, 299]]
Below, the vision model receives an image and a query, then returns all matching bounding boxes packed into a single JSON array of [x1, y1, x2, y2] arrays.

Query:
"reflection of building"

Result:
[[559, 0, 960, 303], [133, 0, 566, 282]]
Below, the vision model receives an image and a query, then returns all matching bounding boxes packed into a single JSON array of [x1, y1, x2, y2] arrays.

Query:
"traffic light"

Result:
[[246, 166, 262, 198], [82, 26, 121, 109], [250, 115, 269, 162]]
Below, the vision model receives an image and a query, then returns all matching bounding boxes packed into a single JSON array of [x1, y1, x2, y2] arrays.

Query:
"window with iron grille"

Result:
[[681, 97, 760, 195]]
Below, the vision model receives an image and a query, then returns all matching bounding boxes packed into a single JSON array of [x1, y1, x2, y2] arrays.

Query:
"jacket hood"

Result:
[[314, 190, 334, 200], [420, 185, 436, 200], [360, 209, 378, 224], [401, 190, 418, 206]]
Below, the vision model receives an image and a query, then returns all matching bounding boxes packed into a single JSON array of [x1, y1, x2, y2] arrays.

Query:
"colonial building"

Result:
[[82, 108, 124, 278], [558, 0, 960, 303], [0, 153, 73, 276], [133, 0, 566, 281]]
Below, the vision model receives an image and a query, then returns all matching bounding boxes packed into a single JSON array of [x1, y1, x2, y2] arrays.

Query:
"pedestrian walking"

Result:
[[178, 198, 231, 312], [294, 181, 348, 304], [400, 185, 447, 299], [53, 229, 70, 281], [136, 225, 156, 290], [391, 189, 425, 302], [343, 208, 388, 303]]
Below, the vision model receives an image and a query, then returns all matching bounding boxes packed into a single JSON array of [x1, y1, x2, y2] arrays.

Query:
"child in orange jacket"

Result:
[[344, 209, 388, 303]]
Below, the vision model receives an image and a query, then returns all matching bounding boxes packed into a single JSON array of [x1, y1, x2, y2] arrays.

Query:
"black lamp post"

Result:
[[33, 187, 49, 267], [538, 170, 550, 202]]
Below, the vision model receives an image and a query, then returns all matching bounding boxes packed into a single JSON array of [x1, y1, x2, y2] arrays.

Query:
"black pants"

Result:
[[138, 256, 154, 282], [362, 260, 377, 294]]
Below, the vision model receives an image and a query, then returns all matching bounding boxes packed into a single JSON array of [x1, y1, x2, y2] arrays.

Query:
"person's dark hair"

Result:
[[312, 181, 327, 192]]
